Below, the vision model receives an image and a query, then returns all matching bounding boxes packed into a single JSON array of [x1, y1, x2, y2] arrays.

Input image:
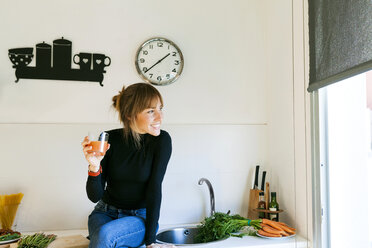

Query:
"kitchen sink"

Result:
[[156, 226, 227, 246]]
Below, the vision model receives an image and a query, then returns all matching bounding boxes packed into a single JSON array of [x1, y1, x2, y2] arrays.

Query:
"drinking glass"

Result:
[[88, 131, 109, 156]]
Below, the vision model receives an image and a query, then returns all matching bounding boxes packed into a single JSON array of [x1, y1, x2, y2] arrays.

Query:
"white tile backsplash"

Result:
[[0, 123, 267, 231]]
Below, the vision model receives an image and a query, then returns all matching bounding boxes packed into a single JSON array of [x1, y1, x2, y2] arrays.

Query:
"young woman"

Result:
[[81, 83, 173, 248]]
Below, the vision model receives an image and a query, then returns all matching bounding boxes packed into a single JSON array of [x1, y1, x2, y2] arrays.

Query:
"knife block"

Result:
[[247, 189, 262, 219]]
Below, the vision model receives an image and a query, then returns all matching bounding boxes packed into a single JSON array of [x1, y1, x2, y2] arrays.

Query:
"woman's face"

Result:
[[134, 98, 163, 136]]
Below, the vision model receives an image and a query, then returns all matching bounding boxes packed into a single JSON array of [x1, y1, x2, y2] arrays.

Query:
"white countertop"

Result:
[[180, 235, 308, 248], [23, 225, 309, 248], [156, 224, 309, 248]]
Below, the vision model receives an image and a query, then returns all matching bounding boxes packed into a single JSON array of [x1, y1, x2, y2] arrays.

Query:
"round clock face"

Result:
[[135, 37, 184, 86]]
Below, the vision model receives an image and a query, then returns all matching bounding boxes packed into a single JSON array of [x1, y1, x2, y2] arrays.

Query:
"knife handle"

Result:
[[261, 171, 266, 191], [254, 165, 260, 189]]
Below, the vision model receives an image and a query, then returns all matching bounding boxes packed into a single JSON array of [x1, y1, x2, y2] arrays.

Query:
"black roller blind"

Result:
[[308, 0, 372, 92]]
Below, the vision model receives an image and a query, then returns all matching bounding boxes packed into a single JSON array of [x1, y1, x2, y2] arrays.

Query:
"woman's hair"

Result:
[[112, 82, 163, 147]]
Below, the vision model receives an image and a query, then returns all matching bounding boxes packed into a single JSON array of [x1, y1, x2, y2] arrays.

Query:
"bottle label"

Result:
[[269, 208, 277, 220]]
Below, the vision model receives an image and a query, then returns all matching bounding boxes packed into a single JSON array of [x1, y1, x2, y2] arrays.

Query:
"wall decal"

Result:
[[8, 37, 111, 86]]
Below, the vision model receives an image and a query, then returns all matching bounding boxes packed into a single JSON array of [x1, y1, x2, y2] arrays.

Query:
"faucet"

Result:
[[198, 178, 215, 216]]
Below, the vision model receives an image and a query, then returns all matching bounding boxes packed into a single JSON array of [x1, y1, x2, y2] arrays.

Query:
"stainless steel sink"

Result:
[[156, 226, 226, 246]]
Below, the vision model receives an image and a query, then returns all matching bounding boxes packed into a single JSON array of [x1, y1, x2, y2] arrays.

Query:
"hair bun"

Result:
[[112, 86, 126, 111]]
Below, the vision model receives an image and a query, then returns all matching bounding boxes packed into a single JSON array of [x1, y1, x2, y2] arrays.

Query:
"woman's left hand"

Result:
[[146, 243, 177, 248]]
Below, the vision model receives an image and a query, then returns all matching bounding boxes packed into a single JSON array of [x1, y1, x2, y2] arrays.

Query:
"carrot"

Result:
[[263, 226, 290, 236], [277, 221, 296, 231], [261, 219, 278, 225], [277, 221, 289, 226], [261, 219, 285, 231], [258, 229, 281, 237], [277, 224, 296, 235], [262, 226, 283, 235]]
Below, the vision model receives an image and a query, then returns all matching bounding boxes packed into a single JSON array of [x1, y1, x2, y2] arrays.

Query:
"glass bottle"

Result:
[[257, 192, 266, 219], [269, 192, 279, 221]]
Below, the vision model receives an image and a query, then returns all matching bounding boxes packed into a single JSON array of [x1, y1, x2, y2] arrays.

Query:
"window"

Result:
[[318, 71, 372, 247]]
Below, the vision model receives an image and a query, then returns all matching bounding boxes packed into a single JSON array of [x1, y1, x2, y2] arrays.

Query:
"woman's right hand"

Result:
[[81, 136, 107, 172]]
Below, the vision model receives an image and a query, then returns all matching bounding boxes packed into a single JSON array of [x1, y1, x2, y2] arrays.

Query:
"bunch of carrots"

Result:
[[257, 219, 296, 237], [195, 212, 296, 242]]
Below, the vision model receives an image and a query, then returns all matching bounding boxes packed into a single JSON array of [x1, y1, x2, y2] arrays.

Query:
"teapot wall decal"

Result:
[[8, 37, 111, 86]]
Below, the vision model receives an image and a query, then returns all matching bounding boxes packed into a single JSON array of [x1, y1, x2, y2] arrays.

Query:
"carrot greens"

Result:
[[194, 212, 262, 243]]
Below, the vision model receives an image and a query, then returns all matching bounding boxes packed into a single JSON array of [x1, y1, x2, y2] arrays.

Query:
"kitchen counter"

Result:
[[17, 224, 308, 248], [158, 223, 308, 248]]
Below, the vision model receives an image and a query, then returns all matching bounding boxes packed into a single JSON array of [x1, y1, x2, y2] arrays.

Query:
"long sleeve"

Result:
[[86, 147, 110, 203], [144, 131, 172, 245], [84, 128, 172, 245]]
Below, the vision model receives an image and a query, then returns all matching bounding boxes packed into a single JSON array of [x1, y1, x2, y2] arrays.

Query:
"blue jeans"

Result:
[[88, 200, 147, 248]]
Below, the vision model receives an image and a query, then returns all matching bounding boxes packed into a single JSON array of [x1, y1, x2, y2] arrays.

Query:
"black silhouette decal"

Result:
[[8, 37, 111, 86]]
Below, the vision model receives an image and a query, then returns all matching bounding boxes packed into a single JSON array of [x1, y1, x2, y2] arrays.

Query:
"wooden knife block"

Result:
[[247, 188, 262, 219]]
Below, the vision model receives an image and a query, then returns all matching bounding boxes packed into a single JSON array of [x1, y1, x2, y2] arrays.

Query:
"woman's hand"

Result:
[[146, 244, 177, 248], [81, 136, 110, 172]]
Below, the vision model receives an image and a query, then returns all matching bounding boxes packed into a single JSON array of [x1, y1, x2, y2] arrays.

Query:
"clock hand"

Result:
[[145, 53, 171, 73]]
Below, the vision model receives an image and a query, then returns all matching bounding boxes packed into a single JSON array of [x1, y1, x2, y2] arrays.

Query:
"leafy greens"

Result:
[[194, 212, 262, 243]]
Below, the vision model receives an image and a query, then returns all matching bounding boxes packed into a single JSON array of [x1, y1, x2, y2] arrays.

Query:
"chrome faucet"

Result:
[[198, 178, 215, 216]]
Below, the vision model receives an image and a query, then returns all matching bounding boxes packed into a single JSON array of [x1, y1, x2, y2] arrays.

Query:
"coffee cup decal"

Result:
[[73, 53, 92, 71], [93, 54, 111, 72], [8, 37, 111, 87]]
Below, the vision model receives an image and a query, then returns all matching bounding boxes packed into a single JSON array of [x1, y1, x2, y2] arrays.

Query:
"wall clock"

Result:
[[135, 37, 184, 86]]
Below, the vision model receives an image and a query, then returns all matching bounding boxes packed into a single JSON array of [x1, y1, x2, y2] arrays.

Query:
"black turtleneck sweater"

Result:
[[86, 128, 172, 245]]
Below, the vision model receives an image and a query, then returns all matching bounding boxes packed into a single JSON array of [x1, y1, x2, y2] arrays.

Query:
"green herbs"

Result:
[[194, 212, 262, 243], [0, 232, 21, 241], [17, 233, 57, 248]]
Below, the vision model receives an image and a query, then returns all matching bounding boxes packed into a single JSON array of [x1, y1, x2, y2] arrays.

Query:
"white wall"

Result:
[[0, 0, 269, 231], [265, 0, 311, 245], [265, 0, 295, 220], [0, 123, 268, 231], [0, 1, 309, 245], [0, 0, 267, 124]]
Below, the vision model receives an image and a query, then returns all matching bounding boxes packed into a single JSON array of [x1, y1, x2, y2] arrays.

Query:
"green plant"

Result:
[[17, 233, 57, 248], [194, 212, 262, 243], [0, 233, 21, 241]]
